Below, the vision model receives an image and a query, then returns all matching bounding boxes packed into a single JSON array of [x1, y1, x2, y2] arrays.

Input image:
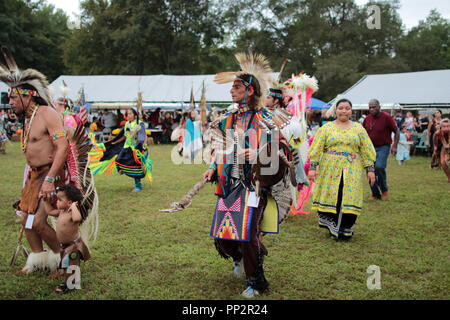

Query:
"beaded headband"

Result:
[[267, 90, 283, 100], [8, 87, 41, 97]]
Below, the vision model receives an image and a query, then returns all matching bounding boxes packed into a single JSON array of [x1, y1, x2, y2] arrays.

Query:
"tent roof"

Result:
[[0, 82, 8, 93], [330, 69, 450, 110], [50, 74, 278, 105]]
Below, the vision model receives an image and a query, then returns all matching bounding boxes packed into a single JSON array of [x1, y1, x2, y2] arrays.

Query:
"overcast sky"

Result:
[[48, 0, 450, 31]]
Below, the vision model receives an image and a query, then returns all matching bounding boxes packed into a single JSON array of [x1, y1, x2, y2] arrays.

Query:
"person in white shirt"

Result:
[[101, 110, 117, 129]]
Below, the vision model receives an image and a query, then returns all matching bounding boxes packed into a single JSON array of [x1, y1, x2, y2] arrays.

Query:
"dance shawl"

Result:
[[88, 120, 153, 182], [183, 118, 203, 162]]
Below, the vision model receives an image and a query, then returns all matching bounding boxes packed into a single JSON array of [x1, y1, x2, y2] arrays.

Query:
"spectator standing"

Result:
[[426, 109, 443, 153], [362, 99, 399, 201], [116, 111, 125, 128], [413, 117, 419, 132], [89, 117, 100, 132], [418, 114, 429, 133], [150, 108, 161, 128], [394, 110, 405, 129], [101, 110, 117, 130], [404, 111, 414, 133], [0, 109, 6, 122], [161, 112, 174, 144]]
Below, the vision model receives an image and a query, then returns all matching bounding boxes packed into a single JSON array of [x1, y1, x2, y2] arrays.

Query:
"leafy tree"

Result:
[[0, 0, 69, 81], [4, 0, 448, 103], [62, 0, 226, 75], [395, 9, 450, 71]]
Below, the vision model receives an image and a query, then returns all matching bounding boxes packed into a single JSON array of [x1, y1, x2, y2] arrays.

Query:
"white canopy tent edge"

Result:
[[328, 69, 450, 113]]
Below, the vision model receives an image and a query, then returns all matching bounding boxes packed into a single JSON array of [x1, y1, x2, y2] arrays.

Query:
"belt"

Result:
[[30, 163, 52, 172], [61, 234, 81, 249], [326, 150, 357, 163]]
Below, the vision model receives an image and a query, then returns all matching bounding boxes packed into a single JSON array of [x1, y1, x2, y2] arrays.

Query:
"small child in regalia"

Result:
[[43, 184, 90, 294]]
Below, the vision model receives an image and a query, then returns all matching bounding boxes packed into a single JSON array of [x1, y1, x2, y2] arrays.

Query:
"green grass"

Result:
[[0, 141, 449, 300]]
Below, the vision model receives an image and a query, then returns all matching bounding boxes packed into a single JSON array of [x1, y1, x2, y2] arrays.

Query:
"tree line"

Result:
[[1, 0, 449, 101]]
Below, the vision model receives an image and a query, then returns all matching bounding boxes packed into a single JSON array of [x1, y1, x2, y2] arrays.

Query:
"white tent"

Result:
[[0, 82, 8, 93], [50, 74, 278, 109], [329, 69, 450, 110], [0, 82, 9, 108]]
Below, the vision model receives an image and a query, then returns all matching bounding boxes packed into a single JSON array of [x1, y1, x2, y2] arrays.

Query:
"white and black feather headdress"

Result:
[[214, 52, 273, 108], [0, 46, 55, 108]]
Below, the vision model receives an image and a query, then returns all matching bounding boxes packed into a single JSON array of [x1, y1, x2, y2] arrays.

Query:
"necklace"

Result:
[[21, 105, 39, 153], [369, 115, 379, 131]]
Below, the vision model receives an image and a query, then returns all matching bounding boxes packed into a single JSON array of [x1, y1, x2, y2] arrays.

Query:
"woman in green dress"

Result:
[[89, 108, 153, 192], [308, 99, 376, 240]]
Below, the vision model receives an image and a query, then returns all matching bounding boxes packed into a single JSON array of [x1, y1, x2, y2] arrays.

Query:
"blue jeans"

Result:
[[370, 145, 390, 198]]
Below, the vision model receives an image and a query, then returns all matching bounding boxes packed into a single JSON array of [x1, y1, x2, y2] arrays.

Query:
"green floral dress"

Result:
[[308, 121, 376, 215]]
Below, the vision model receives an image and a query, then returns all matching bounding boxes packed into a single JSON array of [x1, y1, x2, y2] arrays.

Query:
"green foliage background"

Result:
[[0, 0, 449, 101]]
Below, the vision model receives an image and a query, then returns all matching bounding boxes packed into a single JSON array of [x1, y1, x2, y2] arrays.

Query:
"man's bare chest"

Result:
[[25, 117, 49, 143]]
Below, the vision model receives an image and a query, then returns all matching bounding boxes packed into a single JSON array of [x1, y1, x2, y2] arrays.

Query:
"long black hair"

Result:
[[336, 98, 353, 108], [236, 73, 262, 109], [129, 107, 141, 123], [268, 88, 286, 108]]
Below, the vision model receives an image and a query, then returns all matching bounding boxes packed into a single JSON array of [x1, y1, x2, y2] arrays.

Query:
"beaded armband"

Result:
[[365, 164, 375, 173], [208, 162, 217, 171], [310, 161, 319, 171], [50, 131, 67, 141], [45, 176, 55, 183]]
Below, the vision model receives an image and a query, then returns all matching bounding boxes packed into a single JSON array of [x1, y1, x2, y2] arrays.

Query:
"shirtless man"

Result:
[[8, 84, 69, 274], [0, 46, 99, 276]]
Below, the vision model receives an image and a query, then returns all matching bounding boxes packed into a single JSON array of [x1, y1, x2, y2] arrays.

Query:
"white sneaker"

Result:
[[242, 286, 260, 298], [233, 260, 244, 278]]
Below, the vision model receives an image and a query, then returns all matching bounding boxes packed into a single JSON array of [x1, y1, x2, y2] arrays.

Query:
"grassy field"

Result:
[[0, 141, 449, 300]]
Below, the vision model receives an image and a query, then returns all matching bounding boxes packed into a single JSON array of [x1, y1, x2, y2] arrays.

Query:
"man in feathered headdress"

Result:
[[203, 52, 295, 298], [0, 46, 69, 273]]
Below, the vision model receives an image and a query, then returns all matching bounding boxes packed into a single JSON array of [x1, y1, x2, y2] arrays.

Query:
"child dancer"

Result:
[[396, 125, 410, 165], [43, 184, 90, 294]]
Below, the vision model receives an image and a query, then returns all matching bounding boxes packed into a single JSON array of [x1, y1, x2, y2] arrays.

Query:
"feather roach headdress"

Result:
[[0, 46, 55, 108], [214, 52, 273, 108]]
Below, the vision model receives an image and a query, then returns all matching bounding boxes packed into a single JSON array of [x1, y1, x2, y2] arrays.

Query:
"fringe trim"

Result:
[[22, 251, 61, 274], [214, 239, 231, 260]]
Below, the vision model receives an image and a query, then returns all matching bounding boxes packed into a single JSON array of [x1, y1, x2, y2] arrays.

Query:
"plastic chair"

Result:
[[414, 134, 428, 155]]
